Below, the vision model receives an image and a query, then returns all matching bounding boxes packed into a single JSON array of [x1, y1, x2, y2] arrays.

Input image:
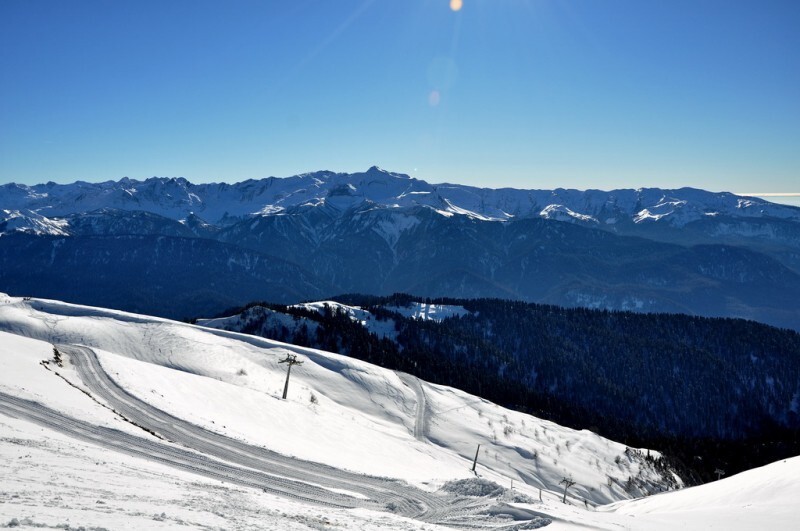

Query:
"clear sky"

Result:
[[1, 0, 798, 193]]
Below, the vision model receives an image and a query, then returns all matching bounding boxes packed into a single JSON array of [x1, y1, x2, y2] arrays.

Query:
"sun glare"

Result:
[[450, 0, 463, 12]]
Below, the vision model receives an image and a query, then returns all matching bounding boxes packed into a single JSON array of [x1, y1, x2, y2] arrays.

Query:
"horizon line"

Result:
[[736, 192, 800, 197]]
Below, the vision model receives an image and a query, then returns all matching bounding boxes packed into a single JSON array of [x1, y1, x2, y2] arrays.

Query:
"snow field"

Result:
[[599, 456, 800, 530], [0, 414, 446, 531]]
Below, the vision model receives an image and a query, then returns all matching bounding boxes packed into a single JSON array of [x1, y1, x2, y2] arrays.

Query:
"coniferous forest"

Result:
[[210, 294, 800, 484]]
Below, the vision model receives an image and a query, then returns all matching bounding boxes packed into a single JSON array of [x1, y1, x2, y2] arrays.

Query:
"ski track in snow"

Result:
[[0, 344, 545, 530], [396, 372, 429, 442]]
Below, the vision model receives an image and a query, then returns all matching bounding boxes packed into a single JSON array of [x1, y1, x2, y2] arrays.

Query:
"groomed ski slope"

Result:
[[1, 293, 798, 529]]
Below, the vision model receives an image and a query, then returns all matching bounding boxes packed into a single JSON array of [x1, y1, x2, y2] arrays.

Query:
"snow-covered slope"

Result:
[[293, 300, 471, 329], [3, 167, 798, 231], [0, 293, 682, 529], [383, 301, 471, 321], [0, 294, 675, 501], [2, 294, 798, 530], [0, 331, 443, 531], [0, 209, 70, 236], [602, 456, 800, 530], [197, 301, 394, 343], [197, 300, 473, 343]]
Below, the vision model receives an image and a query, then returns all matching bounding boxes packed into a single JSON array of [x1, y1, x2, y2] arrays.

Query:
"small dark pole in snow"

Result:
[[279, 354, 303, 399], [715, 468, 725, 481], [471, 443, 481, 473], [559, 477, 576, 503]]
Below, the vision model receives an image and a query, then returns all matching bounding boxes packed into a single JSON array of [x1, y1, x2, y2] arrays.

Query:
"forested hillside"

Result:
[[204, 294, 800, 482]]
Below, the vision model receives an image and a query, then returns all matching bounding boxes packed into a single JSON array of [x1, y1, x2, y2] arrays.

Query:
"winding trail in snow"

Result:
[[61, 345, 421, 516], [7, 344, 546, 530], [0, 390, 361, 510], [396, 371, 429, 441]]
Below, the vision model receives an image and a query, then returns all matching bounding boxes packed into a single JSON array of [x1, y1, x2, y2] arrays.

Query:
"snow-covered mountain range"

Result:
[[2, 166, 799, 230], [0, 293, 797, 530], [2, 168, 800, 330]]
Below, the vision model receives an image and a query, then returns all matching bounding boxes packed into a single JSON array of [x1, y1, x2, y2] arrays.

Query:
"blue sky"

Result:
[[1, 0, 798, 194]]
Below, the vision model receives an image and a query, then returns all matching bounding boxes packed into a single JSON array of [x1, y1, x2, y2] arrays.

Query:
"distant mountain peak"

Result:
[[363, 165, 411, 180]]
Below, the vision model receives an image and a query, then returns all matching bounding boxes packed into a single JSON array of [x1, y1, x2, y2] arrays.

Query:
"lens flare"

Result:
[[428, 90, 441, 107], [450, 0, 463, 12]]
